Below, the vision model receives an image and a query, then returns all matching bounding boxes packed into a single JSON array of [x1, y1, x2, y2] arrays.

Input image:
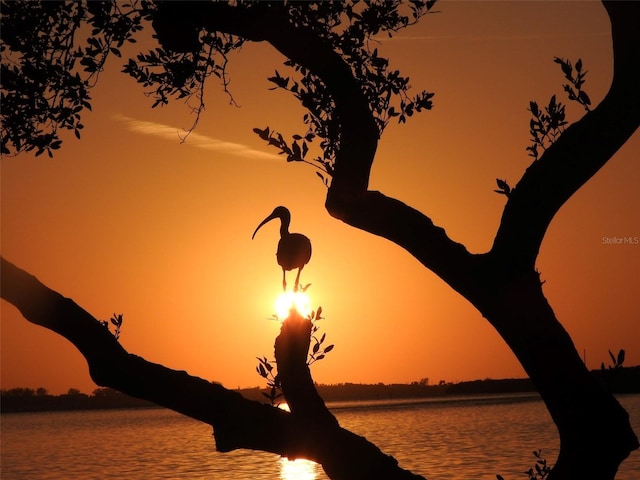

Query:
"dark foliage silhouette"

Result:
[[1, 1, 639, 478]]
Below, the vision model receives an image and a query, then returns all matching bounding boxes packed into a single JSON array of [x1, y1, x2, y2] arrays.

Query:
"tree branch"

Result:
[[490, 0, 640, 273], [153, 1, 479, 293], [153, 1, 380, 193], [272, 309, 427, 479], [152, 0, 639, 293], [239, 8, 480, 293], [274, 310, 338, 424], [326, 191, 480, 298], [1, 256, 426, 479], [0, 256, 292, 454]]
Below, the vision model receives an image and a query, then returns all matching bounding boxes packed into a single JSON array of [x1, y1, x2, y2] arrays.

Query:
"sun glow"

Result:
[[275, 291, 312, 319], [279, 458, 318, 480]]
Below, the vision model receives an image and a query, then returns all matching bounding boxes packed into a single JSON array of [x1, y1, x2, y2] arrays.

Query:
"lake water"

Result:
[[2, 394, 639, 479]]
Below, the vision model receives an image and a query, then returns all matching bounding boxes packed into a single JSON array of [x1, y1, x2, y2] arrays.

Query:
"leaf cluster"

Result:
[[308, 327, 335, 366], [525, 57, 592, 161], [494, 178, 512, 198], [525, 95, 567, 161], [523, 449, 551, 480], [2, 1, 436, 166], [605, 348, 625, 370], [307, 306, 335, 365], [253, 125, 329, 180], [123, 10, 245, 136], [256, 356, 282, 406], [255, 305, 333, 403], [1, 0, 145, 157], [257, 1, 437, 184], [495, 449, 550, 480], [600, 348, 625, 384], [99, 312, 124, 341], [553, 57, 591, 112], [110, 313, 124, 341]]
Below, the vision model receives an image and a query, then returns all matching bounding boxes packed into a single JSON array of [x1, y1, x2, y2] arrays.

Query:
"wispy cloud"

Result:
[[114, 114, 280, 161]]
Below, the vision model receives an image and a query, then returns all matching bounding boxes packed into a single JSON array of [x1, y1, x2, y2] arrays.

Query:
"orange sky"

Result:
[[2, 2, 639, 395]]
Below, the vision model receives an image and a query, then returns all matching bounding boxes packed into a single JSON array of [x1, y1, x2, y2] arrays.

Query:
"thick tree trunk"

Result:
[[474, 269, 638, 479]]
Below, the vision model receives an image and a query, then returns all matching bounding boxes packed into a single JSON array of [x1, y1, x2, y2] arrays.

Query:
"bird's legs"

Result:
[[282, 267, 304, 292], [294, 267, 303, 292]]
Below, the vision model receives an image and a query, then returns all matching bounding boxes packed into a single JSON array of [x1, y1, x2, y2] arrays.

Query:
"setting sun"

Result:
[[275, 291, 312, 319]]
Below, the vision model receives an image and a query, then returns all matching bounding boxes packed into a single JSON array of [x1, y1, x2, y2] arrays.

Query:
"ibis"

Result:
[[252, 206, 312, 291]]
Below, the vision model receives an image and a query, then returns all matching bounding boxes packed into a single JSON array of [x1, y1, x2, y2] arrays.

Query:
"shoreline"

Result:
[[3, 366, 638, 414]]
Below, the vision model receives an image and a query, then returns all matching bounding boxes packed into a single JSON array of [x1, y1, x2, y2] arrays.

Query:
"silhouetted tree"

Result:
[[1, 1, 638, 479]]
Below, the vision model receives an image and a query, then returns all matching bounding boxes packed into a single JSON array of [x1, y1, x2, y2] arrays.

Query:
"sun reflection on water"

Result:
[[276, 403, 318, 479], [279, 457, 318, 480]]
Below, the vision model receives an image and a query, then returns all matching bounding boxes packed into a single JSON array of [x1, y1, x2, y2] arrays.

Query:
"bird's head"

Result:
[[252, 206, 291, 239]]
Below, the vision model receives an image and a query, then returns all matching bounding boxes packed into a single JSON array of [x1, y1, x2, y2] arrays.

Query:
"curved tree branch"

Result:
[[1, 256, 426, 479], [180, 0, 640, 295], [0, 256, 291, 453], [153, 1, 379, 193], [153, 1, 480, 294], [490, 0, 640, 273]]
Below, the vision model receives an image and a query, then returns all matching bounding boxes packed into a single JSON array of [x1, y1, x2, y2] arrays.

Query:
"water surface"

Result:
[[2, 394, 639, 479]]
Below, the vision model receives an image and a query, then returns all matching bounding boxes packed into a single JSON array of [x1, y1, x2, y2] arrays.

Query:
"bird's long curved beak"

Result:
[[251, 213, 277, 239]]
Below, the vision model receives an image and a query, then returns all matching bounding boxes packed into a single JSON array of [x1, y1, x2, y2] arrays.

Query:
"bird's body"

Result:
[[252, 206, 312, 291], [276, 232, 312, 272]]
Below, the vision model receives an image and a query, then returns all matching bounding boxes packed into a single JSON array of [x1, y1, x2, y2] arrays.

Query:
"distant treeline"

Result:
[[0, 387, 155, 413], [3, 366, 639, 413], [445, 365, 640, 396]]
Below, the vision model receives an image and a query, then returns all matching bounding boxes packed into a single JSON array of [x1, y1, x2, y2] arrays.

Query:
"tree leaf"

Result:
[[252, 126, 270, 141], [578, 90, 591, 106], [496, 179, 511, 195], [617, 349, 625, 366]]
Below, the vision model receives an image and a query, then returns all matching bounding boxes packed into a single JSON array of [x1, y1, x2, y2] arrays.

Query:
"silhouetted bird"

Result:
[[252, 206, 312, 291]]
